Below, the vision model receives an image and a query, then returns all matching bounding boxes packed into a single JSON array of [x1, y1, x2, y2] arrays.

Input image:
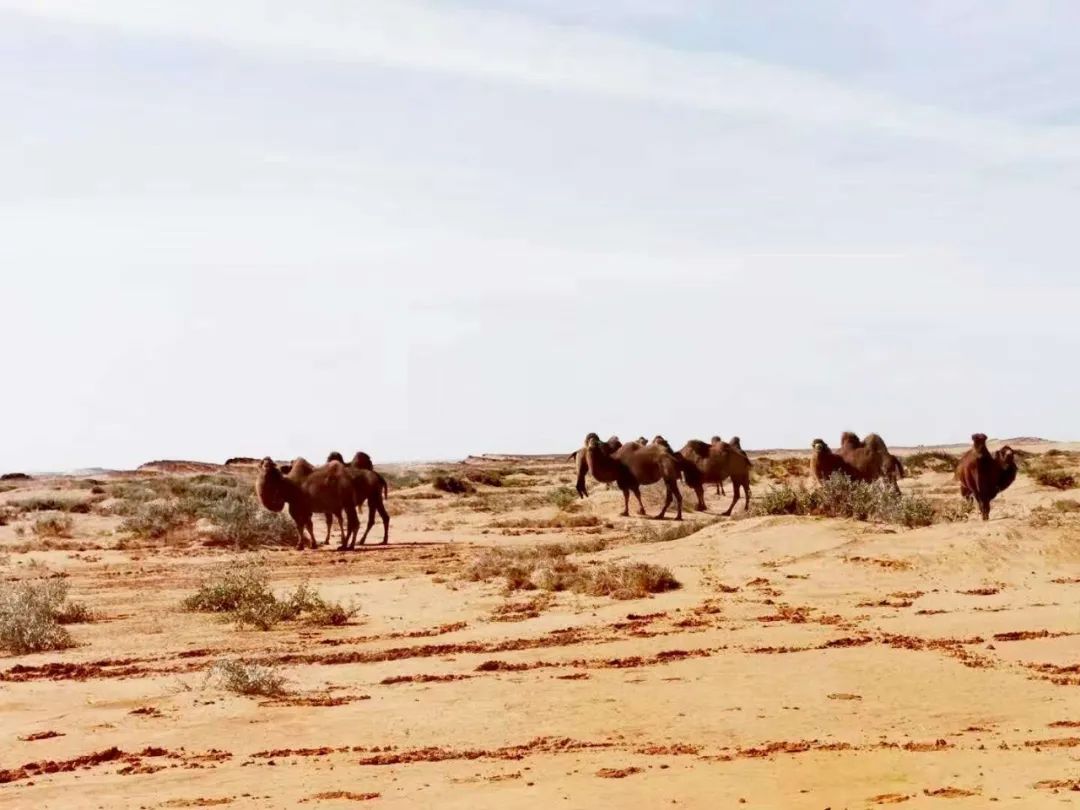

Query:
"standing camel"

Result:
[[256, 458, 358, 550], [583, 434, 684, 520], [676, 437, 752, 515]]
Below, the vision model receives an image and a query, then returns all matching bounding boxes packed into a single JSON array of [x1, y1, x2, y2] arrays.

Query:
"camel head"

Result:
[[634, 436, 648, 446], [996, 446, 1015, 467], [586, 433, 602, 450], [811, 439, 829, 455], [256, 457, 287, 512], [350, 451, 374, 470], [327, 451, 345, 464], [971, 433, 989, 450], [583, 432, 601, 446], [710, 435, 722, 444], [728, 436, 742, 450]]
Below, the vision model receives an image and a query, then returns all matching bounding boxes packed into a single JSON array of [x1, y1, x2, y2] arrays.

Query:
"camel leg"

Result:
[[344, 506, 360, 549], [693, 481, 706, 512], [303, 518, 318, 550], [979, 499, 990, 521], [672, 480, 683, 520], [743, 482, 751, 512], [356, 501, 377, 546], [657, 485, 672, 520], [723, 483, 741, 517], [632, 485, 647, 516], [375, 498, 390, 544], [619, 487, 631, 518], [293, 519, 306, 550]]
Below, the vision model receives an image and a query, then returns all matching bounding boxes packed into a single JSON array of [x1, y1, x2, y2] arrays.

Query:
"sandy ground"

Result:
[[1, 446, 1079, 809]]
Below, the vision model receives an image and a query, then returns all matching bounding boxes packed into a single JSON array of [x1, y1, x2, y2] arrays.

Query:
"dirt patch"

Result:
[[18, 730, 65, 742], [922, 787, 979, 798], [299, 792, 380, 803], [596, 767, 642, 778]]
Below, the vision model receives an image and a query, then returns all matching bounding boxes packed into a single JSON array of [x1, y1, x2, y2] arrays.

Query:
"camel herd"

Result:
[[256, 452, 389, 550], [568, 431, 1018, 523], [253, 433, 1019, 550]]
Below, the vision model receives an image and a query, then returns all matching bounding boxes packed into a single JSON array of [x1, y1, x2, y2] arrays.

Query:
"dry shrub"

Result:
[[210, 660, 289, 697], [634, 518, 719, 544], [465, 469, 506, 487], [489, 514, 600, 530], [183, 559, 357, 630], [0, 579, 82, 654], [753, 456, 810, 482], [463, 541, 676, 599], [904, 451, 959, 475], [1023, 454, 1078, 490], [432, 475, 474, 494], [547, 486, 578, 511], [11, 495, 88, 514], [752, 475, 939, 528], [32, 512, 74, 538]]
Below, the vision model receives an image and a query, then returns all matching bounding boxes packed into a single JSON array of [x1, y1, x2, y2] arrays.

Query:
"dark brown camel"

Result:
[[835, 432, 903, 489], [956, 434, 1017, 520], [570, 434, 621, 498], [584, 435, 683, 520], [342, 467, 391, 547], [810, 439, 862, 482], [256, 457, 358, 550], [676, 437, 752, 515], [710, 436, 728, 496]]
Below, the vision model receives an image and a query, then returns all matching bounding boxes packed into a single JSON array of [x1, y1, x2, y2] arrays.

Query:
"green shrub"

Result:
[[0, 580, 77, 653], [752, 475, 939, 528], [11, 496, 86, 513], [200, 497, 296, 549], [465, 469, 506, 487], [1032, 467, 1076, 490], [210, 659, 289, 697]]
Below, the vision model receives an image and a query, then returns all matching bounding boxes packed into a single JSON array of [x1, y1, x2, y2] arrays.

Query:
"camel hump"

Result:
[[327, 451, 344, 464], [840, 432, 863, 450], [683, 439, 711, 458], [728, 436, 742, 449], [863, 433, 890, 453]]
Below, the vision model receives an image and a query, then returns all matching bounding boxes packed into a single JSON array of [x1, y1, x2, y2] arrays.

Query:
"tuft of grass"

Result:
[[210, 659, 289, 697], [32, 512, 74, 538], [183, 560, 357, 630], [11, 496, 89, 514], [465, 469, 506, 487], [462, 541, 676, 599], [751, 475, 940, 528], [432, 475, 474, 494], [200, 497, 297, 549], [547, 486, 578, 511], [904, 451, 959, 475], [0, 579, 80, 654], [634, 518, 719, 544], [1031, 467, 1076, 490], [119, 502, 184, 539]]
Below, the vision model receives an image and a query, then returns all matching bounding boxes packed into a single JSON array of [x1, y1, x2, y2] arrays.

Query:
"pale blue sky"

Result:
[[2, 1, 1078, 470]]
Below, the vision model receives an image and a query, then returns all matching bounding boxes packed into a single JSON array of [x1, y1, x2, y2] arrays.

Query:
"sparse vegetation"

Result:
[[463, 541, 677, 599], [1029, 499, 1080, 528], [432, 474, 474, 494], [119, 502, 185, 538], [904, 450, 959, 475], [634, 518, 719, 544], [10, 495, 90, 514], [183, 559, 357, 630], [32, 512, 74, 538], [465, 469, 506, 487], [1023, 454, 1078, 490], [199, 497, 297, 549], [751, 475, 943, 528], [210, 659, 289, 697], [0, 579, 83, 654], [547, 486, 578, 511]]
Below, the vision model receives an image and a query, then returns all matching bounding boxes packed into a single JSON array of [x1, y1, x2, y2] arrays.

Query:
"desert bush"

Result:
[[752, 475, 938, 528], [0, 579, 78, 653], [432, 475, 474, 494], [1052, 499, 1080, 512], [904, 451, 959, 475], [184, 560, 356, 629], [183, 559, 272, 613], [11, 496, 87, 513], [1031, 467, 1076, 490], [1029, 499, 1080, 528], [119, 502, 185, 538], [200, 497, 297, 549], [465, 469, 506, 487], [753, 456, 810, 482], [634, 518, 719, 544], [210, 659, 289, 697], [382, 470, 423, 490], [933, 498, 975, 523], [32, 512, 74, 538], [547, 486, 578, 511], [463, 541, 675, 599]]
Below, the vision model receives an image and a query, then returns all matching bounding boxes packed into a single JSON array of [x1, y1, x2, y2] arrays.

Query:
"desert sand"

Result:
[[1, 444, 1078, 809]]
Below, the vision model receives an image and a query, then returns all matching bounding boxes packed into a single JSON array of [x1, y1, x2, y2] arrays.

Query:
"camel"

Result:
[[342, 467, 391, 547], [256, 457, 358, 550], [584, 434, 683, 520], [810, 439, 862, 483], [570, 434, 620, 498], [319, 451, 382, 543], [956, 434, 1017, 520], [836, 432, 903, 489], [676, 437, 752, 515], [710, 436, 728, 496]]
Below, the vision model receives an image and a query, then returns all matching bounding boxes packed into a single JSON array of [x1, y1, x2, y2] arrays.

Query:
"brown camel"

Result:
[[956, 434, 1017, 520], [321, 451, 382, 543], [342, 467, 391, 547], [810, 439, 861, 482], [571, 434, 620, 497], [677, 437, 752, 515], [584, 435, 683, 520], [836, 432, 903, 489], [709, 436, 728, 496], [256, 457, 358, 550]]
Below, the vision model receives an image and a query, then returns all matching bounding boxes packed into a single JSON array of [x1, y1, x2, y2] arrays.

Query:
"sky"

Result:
[[2, 1, 1079, 471]]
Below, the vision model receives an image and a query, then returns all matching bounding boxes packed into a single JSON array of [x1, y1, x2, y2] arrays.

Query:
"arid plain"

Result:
[[1, 441, 1078, 809]]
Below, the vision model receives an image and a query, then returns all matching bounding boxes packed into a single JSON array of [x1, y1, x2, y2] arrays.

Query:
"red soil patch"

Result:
[[845, 557, 912, 571], [827, 693, 862, 701], [634, 743, 700, 756], [355, 737, 611, 766], [300, 792, 380, 803], [1048, 721, 1080, 728], [1033, 779, 1080, 791], [18, 731, 64, 741], [857, 599, 913, 608], [161, 800, 234, 808], [380, 674, 472, 685], [736, 740, 853, 758], [258, 695, 370, 707], [922, 787, 979, 798], [0, 745, 219, 785], [596, 767, 641, 778], [870, 795, 911, 804], [129, 706, 165, 717], [992, 629, 1074, 641], [957, 587, 1000, 596], [1023, 737, 1080, 749]]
